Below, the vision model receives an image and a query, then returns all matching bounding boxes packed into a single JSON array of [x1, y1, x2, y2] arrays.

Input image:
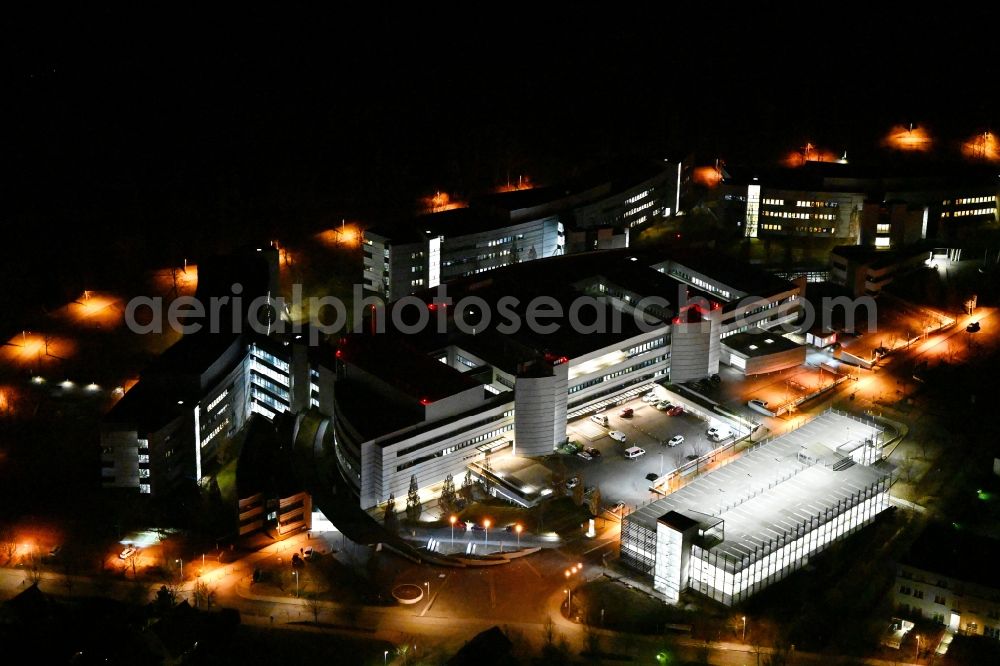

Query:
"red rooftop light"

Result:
[[419, 397, 433, 406]]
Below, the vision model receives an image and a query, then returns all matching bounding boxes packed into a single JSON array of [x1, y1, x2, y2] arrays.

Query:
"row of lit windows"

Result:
[[251, 347, 290, 372], [455, 354, 479, 369], [481, 236, 513, 248], [253, 389, 287, 412], [252, 374, 290, 401], [875, 237, 891, 248], [624, 337, 667, 357], [796, 200, 838, 208], [625, 200, 656, 218], [876, 223, 891, 233], [629, 215, 649, 228], [761, 223, 834, 233], [762, 210, 835, 221], [690, 276, 732, 300], [625, 189, 651, 205], [396, 424, 514, 472], [207, 389, 229, 412], [568, 356, 665, 393], [201, 417, 230, 448], [946, 207, 996, 218], [950, 196, 995, 205], [250, 360, 289, 387], [411, 278, 425, 287], [761, 198, 784, 206], [395, 410, 515, 457]]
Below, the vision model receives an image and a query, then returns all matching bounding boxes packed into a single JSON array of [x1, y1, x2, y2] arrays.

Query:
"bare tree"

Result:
[[193, 580, 216, 609], [0, 525, 17, 563], [306, 593, 324, 623]]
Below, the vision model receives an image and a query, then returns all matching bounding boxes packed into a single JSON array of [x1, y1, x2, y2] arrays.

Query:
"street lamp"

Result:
[[384, 650, 389, 666], [915, 634, 921, 661], [742, 615, 747, 641], [176, 558, 183, 579], [515, 524, 522, 548], [449, 515, 457, 549], [424, 580, 430, 601], [293, 570, 299, 597], [483, 518, 490, 546], [565, 587, 572, 615]]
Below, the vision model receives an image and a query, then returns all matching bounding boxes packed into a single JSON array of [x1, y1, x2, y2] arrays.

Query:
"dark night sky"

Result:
[[1, 6, 997, 310]]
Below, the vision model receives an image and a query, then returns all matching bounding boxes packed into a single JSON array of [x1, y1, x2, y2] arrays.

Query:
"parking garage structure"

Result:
[[620, 411, 893, 606]]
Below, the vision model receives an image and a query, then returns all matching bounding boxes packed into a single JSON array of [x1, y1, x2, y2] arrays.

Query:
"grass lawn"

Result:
[[574, 579, 694, 634]]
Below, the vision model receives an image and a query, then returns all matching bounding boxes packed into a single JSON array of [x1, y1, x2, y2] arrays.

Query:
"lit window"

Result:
[[875, 237, 891, 248]]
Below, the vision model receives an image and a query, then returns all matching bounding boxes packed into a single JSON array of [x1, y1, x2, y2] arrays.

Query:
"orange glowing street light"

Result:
[[483, 518, 491, 545], [449, 515, 457, 548], [515, 523, 522, 548]]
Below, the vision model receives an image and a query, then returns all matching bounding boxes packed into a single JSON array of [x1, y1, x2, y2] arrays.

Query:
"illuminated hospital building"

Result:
[[363, 162, 680, 301], [620, 411, 893, 605]]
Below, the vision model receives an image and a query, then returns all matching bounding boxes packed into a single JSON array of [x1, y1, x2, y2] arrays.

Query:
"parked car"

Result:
[[967, 321, 981, 333], [667, 405, 684, 416], [747, 398, 771, 415], [619, 407, 634, 418], [610, 501, 627, 513], [590, 414, 609, 427], [118, 546, 137, 560], [584, 446, 602, 458], [608, 430, 627, 443], [576, 450, 593, 461], [565, 476, 580, 489], [666, 435, 685, 447], [707, 425, 733, 442], [304, 546, 316, 561], [624, 446, 646, 459], [641, 392, 659, 403], [655, 400, 672, 411]]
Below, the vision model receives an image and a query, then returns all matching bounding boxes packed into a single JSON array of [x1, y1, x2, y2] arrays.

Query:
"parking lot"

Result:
[[561, 393, 723, 508]]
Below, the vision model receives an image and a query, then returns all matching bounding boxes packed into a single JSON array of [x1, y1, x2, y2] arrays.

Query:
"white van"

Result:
[[589, 414, 609, 427], [624, 446, 646, 459]]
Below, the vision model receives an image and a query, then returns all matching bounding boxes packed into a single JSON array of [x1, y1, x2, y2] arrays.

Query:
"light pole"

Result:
[[424, 580, 430, 602], [293, 570, 299, 597], [176, 558, 183, 579], [483, 518, 490, 547], [742, 615, 747, 641], [565, 588, 572, 615], [384, 650, 389, 666], [515, 524, 522, 549], [915, 634, 921, 661], [449, 515, 457, 550]]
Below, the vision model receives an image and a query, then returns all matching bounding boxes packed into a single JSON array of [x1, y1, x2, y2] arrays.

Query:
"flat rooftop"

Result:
[[627, 411, 888, 570], [722, 329, 803, 357], [338, 335, 481, 402]]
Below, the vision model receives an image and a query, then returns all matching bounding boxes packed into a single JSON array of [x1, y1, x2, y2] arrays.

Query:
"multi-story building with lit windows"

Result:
[[894, 523, 1000, 641], [621, 411, 892, 606], [712, 161, 998, 242], [362, 162, 680, 301], [335, 249, 804, 509], [100, 333, 333, 496]]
